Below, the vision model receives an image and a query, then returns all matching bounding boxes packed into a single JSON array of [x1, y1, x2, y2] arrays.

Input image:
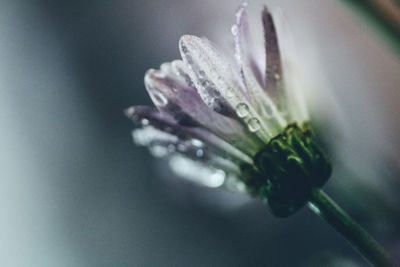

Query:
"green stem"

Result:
[[308, 188, 397, 267]]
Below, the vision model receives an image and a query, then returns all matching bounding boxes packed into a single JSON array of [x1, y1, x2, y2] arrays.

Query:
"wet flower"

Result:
[[124, 3, 400, 265], [125, 3, 331, 216]]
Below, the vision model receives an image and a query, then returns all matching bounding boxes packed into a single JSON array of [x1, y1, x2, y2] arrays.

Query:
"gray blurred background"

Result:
[[1, 0, 399, 266]]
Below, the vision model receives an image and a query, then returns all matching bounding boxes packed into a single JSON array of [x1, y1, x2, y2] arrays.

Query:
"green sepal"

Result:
[[241, 123, 332, 217]]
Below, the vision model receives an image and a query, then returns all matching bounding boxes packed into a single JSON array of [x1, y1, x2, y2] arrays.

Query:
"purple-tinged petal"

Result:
[[262, 6, 284, 101], [145, 64, 264, 155], [132, 126, 240, 173], [262, 7, 308, 125], [232, 3, 287, 133], [179, 35, 243, 115], [171, 60, 195, 88], [179, 35, 279, 142], [232, 2, 263, 90], [125, 106, 253, 164], [132, 126, 178, 157], [145, 68, 199, 126], [124, 105, 176, 127]]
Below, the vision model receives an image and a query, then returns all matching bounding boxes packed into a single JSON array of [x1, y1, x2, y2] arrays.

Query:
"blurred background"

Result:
[[1, 0, 399, 266]]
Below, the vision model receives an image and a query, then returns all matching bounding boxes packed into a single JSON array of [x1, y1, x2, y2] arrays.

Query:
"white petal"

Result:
[[233, 4, 287, 134], [125, 106, 253, 164], [263, 6, 284, 98], [273, 9, 309, 123], [168, 155, 246, 192], [169, 155, 227, 188], [179, 35, 238, 115], [145, 65, 263, 155], [232, 2, 263, 89], [179, 35, 277, 142]]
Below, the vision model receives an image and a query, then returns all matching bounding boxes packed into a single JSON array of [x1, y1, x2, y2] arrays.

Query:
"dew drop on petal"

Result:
[[231, 25, 239, 36], [200, 79, 210, 88], [247, 117, 261, 132], [167, 144, 176, 153], [196, 149, 204, 158], [141, 118, 149, 126], [210, 170, 226, 187], [263, 104, 273, 117], [236, 103, 249, 118], [191, 139, 203, 147]]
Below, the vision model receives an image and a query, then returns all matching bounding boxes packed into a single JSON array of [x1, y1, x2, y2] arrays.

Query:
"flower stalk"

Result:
[[308, 188, 397, 267]]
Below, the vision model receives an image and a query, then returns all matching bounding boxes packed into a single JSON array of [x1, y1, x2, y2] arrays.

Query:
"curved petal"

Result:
[[132, 126, 240, 174], [168, 155, 244, 190], [145, 63, 263, 155], [232, 2, 263, 90], [145, 67, 199, 126], [179, 35, 238, 116], [271, 9, 309, 123], [179, 35, 277, 142], [262, 6, 284, 100], [233, 3, 287, 134], [125, 106, 253, 164]]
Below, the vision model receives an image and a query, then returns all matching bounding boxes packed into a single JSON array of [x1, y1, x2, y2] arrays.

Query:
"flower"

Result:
[[125, 2, 331, 217]]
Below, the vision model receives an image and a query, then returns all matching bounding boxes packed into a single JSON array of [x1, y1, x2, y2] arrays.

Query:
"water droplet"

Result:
[[231, 25, 238, 35], [151, 90, 168, 106], [181, 44, 188, 54], [200, 79, 210, 87], [274, 73, 281, 80], [236, 103, 249, 118], [263, 104, 273, 117], [209, 170, 226, 187], [177, 143, 187, 152], [167, 144, 176, 153], [191, 139, 203, 147], [196, 149, 204, 158], [247, 117, 261, 132], [198, 70, 206, 77], [141, 118, 149, 126]]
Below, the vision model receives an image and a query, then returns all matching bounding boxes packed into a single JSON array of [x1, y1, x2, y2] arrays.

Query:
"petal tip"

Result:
[[179, 34, 196, 44], [179, 35, 203, 53], [263, 4, 271, 13]]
